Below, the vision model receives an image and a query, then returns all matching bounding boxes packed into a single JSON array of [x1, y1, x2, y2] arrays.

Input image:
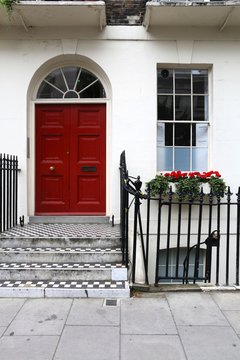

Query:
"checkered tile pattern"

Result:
[[0, 280, 128, 289], [0, 223, 121, 238], [0, 223, 128, 295], [0, 263, 125, 269]]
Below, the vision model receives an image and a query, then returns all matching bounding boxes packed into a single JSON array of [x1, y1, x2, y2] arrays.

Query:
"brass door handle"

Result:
[[49, 166, 55, 172]]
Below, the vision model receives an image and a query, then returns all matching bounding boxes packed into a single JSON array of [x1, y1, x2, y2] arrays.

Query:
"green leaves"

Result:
[[147, 171, 227, 199], [0, 0, 16, 14], [147, 175, 169, 196], [175, 177, 200, 200], [208, 177, 226, 197]]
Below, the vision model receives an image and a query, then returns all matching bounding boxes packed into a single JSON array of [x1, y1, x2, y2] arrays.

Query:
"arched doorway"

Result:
[[28, 57, 111, 217]]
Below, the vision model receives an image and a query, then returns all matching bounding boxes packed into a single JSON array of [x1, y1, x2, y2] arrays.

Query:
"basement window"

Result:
[[158, 247, 206, 283]]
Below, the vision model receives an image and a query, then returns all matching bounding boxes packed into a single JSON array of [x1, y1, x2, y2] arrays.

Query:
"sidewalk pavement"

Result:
[[0, 291, 240, 359]]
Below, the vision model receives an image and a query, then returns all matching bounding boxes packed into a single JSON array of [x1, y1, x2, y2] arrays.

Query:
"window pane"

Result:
[[76, 69, 97, 93], [175, 147, 190, 170], [158, 248, 205, 282], [45, 69, 67, 92], [80, 81, 106, 98], [157, 123, 173, 147], [192, 148, 208, 171], [157, 123, 165, 147], [64, 90, 79, 99], [37, 82, 63, 99], [158, 95, 173, 120], [165, 123, 173, 146], [157, 147, 173, 171], [175, 69, 191, 94], [175, 96, 191, 120], [193, 96, 208, 121], [62, 67, 80, 89], [175, 123, 190, 146], [193, 70, 208, 94], [194, 123, 208, 146], [157, 69, 173, 93]]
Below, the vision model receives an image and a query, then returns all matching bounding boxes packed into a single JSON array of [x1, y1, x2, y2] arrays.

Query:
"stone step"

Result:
[[0, 247, 122, 264], [0, 262, 128, 281], [0, 280, 130, 298], [29, 216, 111, 224], [0, 222, 129, 298], [0, 237, 121, 248]]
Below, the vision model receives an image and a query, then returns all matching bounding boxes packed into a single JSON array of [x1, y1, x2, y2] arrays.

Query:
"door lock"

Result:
[[49, 166, 55, 172]]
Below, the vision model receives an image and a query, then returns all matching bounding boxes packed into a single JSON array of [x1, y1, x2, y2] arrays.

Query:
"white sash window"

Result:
[[157, 68, 209, 171]]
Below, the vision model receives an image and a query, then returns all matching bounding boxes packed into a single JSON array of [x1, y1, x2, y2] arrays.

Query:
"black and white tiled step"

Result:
[[0, 262, 127, 281], [0, 223, 120, 238], [0, 280, 129, 298], [0, 223, 129, 298], [0, 237, 121, 249], [0, 247, 122, 252], [0, 247, 122, 263]]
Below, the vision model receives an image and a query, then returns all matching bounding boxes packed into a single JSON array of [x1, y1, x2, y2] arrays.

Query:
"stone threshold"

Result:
[[0, 280, 130, 298]]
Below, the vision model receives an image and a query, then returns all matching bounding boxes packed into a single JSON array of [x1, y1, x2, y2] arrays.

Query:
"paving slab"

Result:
[[0, 298, 25, 326], [0, 287, 44, 298], [67, 298, 120, 326], [223, 311, 240, 335], [211, 292, 240, 310], [178, 325, 240, 360], [121, 334, 187, 360], [0, 335, 59, 360], [5, 298, 72, 336], [166, 292, 228, 326], [54, 325, 119, 360], [0, 327, 6, 337], [121, 297, 177, 335]]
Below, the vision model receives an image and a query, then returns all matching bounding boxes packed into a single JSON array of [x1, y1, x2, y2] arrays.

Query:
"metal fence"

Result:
[[120, 151, 240, 286], [0, 154, 18, 233]]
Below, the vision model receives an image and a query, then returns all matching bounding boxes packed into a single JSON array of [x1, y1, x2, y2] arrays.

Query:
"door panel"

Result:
[[35, 105, 69, 213], [70, 105, 106, 214], [35, 104, 106, 215]]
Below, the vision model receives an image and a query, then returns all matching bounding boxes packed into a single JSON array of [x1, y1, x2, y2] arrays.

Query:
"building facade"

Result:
[[1, 0, 240, 285]]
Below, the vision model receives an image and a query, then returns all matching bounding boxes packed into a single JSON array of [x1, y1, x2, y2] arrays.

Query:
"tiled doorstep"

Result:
[[0, 264, 128, 281], [0, 280, 130, 298], [0, 223, 121, 238]]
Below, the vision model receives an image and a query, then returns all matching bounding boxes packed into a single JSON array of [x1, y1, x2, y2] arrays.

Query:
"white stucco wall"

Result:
[[1, 26, 240, 221]]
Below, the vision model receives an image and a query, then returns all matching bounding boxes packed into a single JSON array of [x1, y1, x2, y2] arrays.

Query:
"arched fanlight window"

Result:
[[37, 66, 106, 99]]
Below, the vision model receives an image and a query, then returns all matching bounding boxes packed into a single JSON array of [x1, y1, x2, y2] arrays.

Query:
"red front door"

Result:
[[35, 104, 106, 215]]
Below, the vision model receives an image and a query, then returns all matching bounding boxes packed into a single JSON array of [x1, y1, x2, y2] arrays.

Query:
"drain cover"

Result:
[[105, 299, 118, 307]]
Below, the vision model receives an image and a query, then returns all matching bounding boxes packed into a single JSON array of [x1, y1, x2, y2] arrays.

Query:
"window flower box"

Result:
[[147, 170, 226, 200]]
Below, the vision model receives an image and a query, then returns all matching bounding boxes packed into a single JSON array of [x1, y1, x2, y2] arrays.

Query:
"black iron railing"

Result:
[[120, 151, 240, 286], [0, 154, 18, 233]]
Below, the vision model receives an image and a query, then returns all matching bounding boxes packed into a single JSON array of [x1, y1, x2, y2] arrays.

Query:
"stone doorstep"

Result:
[[29, 216, 111, 224], [0, 238, 122, 249], [0, 265, 128, 282], [0, 223, 120, 239], [0, 280, 130, 298], [0, 247, 122, 253], [0, 247, 123, 265]]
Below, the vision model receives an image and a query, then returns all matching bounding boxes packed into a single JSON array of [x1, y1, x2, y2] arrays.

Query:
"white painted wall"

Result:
[[1, 26, 240, 223]]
